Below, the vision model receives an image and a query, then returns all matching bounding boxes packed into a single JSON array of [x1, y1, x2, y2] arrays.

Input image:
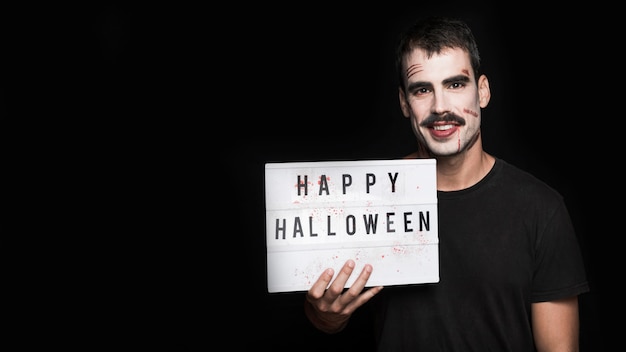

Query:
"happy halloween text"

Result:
[[272, 172, 431, 239]]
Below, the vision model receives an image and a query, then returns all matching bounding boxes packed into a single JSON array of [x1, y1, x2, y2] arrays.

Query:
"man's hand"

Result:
[[304, 259, 384, 334]]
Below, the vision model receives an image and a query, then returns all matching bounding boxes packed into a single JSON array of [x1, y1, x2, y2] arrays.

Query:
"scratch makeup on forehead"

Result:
[[461, 69, 470, 76], [406, 64, 423, 79], [463, 108, 478, 117]]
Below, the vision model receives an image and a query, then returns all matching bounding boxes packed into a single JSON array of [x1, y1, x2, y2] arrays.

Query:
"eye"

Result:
[[415, 87, 431, 96], [449, 82, 465, 90]]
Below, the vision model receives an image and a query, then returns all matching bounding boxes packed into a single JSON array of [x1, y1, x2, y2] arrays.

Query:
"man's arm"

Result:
[[531, 296, 580, 352]]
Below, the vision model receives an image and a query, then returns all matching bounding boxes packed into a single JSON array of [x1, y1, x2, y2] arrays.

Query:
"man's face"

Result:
[[399, 47, 489, 157]]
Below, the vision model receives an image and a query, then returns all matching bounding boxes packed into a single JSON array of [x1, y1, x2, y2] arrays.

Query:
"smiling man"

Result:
[[304, 16, 589, 351]]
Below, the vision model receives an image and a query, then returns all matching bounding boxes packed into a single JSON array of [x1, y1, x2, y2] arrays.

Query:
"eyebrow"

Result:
[[406, 81, 432, 92], [442, 74, 471, 86], [407, 74, 471, 92]]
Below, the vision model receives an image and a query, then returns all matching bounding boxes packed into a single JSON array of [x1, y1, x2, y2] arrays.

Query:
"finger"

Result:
[[346, 285, 384, 312], [341, 265, 383, 309], [337, 263, 373, 304], [326, 260, 356, 296], [346, 263, 374, 294], [308, 268, 334, 300]]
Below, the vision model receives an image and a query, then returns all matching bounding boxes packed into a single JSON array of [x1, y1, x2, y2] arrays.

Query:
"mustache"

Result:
[[420, 113, 466, 127]]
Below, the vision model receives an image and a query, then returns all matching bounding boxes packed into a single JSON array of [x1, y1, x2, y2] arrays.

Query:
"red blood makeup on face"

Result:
[[463, 108, 478, 117], [406, 64, 423, 79]]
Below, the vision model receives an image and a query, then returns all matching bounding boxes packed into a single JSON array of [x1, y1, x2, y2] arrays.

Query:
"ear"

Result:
[[398, 86, 410, 118], [478, 74, 491, 108]]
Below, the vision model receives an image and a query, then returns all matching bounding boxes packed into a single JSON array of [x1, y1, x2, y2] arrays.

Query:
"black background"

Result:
[[21, 2, 617, 350]]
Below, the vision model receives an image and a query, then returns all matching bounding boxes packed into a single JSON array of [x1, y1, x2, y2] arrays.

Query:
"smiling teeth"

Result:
[[433, 125, 453, 131]]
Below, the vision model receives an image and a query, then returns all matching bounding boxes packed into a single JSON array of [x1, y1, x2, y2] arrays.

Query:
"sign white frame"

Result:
[[265, 159, 439, 293]]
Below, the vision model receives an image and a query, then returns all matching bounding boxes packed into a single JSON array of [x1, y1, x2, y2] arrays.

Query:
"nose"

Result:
[[431, 90, 450, 115]]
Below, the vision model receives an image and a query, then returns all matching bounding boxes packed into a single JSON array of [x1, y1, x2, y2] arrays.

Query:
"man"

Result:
[[304, 16, 589, 351]]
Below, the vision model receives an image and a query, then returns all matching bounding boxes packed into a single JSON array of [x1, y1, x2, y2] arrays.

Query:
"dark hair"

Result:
[[396, 16, 481, 89]]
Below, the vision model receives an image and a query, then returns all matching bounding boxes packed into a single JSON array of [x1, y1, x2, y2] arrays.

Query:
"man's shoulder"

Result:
[[494, 158, 563, 200]]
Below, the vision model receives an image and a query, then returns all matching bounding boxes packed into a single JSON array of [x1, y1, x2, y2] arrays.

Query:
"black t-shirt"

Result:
[[372, 158, 589, 351]]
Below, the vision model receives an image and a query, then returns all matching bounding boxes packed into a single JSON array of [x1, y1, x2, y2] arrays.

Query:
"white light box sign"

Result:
[[265, 159, 439, 293]]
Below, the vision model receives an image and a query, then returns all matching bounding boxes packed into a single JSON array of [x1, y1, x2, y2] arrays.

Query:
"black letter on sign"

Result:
[[404, 211, 413, 232], [388, 172, 398, 192], [297, 175, 308, 196], [309, 216, 318, 237], [319, 175, 329, 195], [346, 215, 356, 235], [363, 214, 378, 234], [419, 211, 430, 231], [386, 212, 396, 233], [293, 217, 304, 238], [366, 173, 376, 193], [275, 218, 286, 239], [327, 216, 336, 236], [342, 174, 352, 194]]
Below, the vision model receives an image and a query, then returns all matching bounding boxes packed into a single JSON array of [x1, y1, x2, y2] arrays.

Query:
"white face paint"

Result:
[[400, 47, 485, 157]]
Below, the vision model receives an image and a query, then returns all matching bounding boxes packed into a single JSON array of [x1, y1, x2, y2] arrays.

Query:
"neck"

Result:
[[405, 137, 495, 192], [435, 149, 494, 191]]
